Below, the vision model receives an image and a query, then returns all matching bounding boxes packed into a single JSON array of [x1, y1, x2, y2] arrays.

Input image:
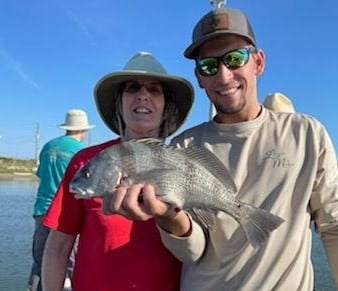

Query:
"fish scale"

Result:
[[70, 138, 284, 248]]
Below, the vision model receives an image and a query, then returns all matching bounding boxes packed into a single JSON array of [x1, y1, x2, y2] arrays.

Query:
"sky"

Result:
[[0, 0, 337, 159]]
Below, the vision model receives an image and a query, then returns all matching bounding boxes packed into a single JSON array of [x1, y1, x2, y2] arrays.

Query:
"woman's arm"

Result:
[[42, 230, 76, 291]]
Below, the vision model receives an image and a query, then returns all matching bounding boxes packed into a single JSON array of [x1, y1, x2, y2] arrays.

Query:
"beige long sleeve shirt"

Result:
[[161, 107, 338, 291]]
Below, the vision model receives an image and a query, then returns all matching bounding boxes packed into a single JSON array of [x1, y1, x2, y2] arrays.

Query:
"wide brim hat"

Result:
[[263, 92, 295, 113], [184, 7, 256, 59], [94, 51, 194, 137], [59, 109, 96, 131]]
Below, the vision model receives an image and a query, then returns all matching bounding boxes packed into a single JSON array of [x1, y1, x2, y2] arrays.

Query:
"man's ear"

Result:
[[194, 68, 204, 88], [254, 49, 265, 76]]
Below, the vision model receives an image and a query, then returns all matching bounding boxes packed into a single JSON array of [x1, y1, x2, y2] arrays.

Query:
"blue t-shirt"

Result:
[[33, 135, 85, 216]]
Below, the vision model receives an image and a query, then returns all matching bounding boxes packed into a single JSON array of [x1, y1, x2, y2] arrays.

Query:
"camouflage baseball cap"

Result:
[[184, 7, 256, 59]]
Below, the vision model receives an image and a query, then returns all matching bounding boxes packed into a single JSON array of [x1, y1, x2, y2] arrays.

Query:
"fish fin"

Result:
[[127, 138, 165, 146], [131, 138, 238, 193], [180, 147, 237, 193], [239, 205, 284, 248], [186, 208, 217, 230]]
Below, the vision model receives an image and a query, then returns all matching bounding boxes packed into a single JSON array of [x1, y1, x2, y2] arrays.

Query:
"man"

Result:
[[103, 5, 338, 291], [28, 109, 95, 291]]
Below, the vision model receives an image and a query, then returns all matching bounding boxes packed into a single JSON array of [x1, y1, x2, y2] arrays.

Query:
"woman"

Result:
[[41, 51, 194, 291]]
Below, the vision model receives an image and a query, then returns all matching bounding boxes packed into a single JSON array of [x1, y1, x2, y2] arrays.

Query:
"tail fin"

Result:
[[240, 205, 284, 248]]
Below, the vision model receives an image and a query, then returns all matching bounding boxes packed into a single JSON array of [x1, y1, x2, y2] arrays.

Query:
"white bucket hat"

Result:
[[263, 92, 295, 113], [94, 51, 194, 137], [59, 109, 95, 131]]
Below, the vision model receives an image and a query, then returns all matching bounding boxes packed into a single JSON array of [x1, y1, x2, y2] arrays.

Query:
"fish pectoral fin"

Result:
[[186, 208, 217, 230]]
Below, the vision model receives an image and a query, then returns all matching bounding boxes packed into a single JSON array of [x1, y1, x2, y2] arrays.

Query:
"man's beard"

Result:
[[214, 99, 246, 115]]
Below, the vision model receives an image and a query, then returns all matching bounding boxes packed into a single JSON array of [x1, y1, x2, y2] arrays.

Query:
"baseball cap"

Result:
[[184, 7, 256, 59]]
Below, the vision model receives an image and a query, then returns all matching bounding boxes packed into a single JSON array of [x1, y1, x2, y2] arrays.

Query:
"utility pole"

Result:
[[87, 131, 91, 146], [35, 123, 40, 165]]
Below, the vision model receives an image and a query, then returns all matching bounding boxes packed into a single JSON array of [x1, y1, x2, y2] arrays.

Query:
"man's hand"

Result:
[[102, 183, 191, 237], [102, 183, 175, 220]]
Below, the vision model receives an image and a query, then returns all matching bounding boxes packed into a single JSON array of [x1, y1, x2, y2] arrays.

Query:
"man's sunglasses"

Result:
[[195, 47, 257, 77]]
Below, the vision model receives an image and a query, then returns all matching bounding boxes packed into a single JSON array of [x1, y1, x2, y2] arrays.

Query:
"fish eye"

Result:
[[82, 169, 91, 179]]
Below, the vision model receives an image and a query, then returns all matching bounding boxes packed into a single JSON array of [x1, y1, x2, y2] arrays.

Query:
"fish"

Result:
[[70, 138, 284, 248]]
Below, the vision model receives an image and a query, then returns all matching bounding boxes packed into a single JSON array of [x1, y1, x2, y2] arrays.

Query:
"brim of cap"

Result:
[[184, 31, 256, 59], [59, 125, 96, 131], [94, 70, 194, 137]]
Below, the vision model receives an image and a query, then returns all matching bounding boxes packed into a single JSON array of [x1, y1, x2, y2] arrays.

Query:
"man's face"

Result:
[[195, 35, 265, 123]]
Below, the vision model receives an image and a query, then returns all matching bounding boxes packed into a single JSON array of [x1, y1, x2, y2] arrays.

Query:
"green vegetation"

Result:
[[0, 157, 37, 174]]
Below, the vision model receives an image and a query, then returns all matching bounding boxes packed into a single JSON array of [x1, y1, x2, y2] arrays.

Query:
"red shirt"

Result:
[[44, 139, 181, 291]]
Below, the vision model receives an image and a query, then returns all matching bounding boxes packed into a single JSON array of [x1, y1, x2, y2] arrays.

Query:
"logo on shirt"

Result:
[[265, 149, 293, 168]]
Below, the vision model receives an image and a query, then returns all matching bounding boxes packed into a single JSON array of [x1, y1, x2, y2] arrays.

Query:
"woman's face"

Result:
[[121, 77, 166, 139]]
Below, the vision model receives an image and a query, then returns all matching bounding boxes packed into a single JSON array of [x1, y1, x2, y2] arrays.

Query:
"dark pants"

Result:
[[28, 215, 50, 291], [27, 216, 77, 291]]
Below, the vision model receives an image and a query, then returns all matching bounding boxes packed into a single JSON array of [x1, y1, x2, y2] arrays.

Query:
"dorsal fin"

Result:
[[128, 138, 166, 146], [180, 147, 237, 193], [125, 138, 237, 193]]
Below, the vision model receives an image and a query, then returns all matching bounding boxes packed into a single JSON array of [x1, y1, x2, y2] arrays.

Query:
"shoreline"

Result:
[[0, 172, 38, 181]]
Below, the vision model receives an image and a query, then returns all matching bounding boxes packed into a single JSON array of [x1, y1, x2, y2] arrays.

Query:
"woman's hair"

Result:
[[114, 83, 179, 140], [114, 85, 125, 138]]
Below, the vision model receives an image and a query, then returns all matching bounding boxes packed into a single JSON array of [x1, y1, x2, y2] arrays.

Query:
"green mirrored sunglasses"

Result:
[[196, 47, 256, 76]]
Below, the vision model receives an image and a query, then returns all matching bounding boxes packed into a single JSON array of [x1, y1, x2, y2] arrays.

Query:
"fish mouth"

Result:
[[70, 185, 95, 198]]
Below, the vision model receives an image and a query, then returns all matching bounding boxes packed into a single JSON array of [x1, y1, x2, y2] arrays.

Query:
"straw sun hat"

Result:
[[263, 92, 295, 113], [59, 109, 95, 131], [94, 51, 194, 137]]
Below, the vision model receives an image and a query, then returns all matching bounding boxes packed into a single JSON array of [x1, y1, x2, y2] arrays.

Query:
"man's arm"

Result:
[[321, 227, 338, 286], [312, 125, 338, 287]]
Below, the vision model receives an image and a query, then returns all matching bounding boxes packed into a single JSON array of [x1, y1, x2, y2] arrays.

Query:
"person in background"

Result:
[[263, 92, 295, 113], [27, 109, 95, 291], [102, 5, 338, 291], [41, 51, 194, 291]]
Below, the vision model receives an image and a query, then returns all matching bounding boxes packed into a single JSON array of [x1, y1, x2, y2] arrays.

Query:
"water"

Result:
[[0, 177, 336, 291], [312, 227, 337, 291], [0, 176, 37, 291]]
